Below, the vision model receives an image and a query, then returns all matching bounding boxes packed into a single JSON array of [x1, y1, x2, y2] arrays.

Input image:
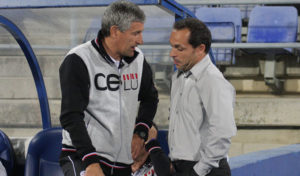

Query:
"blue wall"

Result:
[[229, 144, 300, 176]]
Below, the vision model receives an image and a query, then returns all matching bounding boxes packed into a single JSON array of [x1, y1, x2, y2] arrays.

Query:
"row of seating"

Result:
[[196, 6, 298, 65], [0, 128, 64, 176], [187, 4, 256, 20], [83, 6, 298, 66]]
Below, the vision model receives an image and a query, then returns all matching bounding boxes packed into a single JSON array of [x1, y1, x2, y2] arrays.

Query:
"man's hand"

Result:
[[145, 126, 158, 144], [131, 133, 144, 160], [85, 163, 105, 176]]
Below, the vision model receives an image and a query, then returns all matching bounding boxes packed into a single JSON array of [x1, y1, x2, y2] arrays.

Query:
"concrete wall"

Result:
[[229, 144, 300, 176]]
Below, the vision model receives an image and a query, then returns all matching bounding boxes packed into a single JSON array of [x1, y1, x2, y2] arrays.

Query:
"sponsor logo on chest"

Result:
[[94, 73, 139, 91]]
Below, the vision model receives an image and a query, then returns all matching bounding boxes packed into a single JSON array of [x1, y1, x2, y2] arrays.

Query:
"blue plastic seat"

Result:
[[246, 6, 298, 92], [247, 6, 298, 44], [222, 4, 256, 20], [24, 127, 63, 176], [196, 7, 242, 65], [142, 17, 173, 44], [0, 129, 15, 176]]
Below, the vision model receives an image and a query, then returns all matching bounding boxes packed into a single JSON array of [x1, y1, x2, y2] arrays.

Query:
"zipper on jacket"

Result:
[[111, 65, 123, 175]]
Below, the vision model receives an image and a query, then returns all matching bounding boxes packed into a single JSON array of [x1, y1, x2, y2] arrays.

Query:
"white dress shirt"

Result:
[[0, 162, 7, 176], [168, 54, 237, 176]]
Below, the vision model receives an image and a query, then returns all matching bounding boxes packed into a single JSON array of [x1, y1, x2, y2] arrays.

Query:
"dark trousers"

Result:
[[172, 158, 231, 176], [59, 154, 132, 176]]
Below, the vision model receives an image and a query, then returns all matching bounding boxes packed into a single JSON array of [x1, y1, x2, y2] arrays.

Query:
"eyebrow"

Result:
[[169, 42, 180, 47], [173, 44, 186, 50]]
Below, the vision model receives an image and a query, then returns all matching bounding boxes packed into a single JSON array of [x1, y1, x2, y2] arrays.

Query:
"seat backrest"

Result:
[[247, 6, 298, 43], [0, 129, 15, 176], [205, 22, 235, 42], [24, 127, 63, 176], [222, 4, 256, 20], [195, 7, 241, 65], [143, 17, 173, 44], [195, 7, 242, 43]]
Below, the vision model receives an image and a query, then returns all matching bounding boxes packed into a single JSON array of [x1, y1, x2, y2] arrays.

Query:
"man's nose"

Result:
[[170, 48, 176, 57], [136, 34, 143, 45]]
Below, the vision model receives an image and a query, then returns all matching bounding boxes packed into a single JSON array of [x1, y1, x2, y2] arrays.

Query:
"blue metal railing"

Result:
[[0, 15, 51, 129]]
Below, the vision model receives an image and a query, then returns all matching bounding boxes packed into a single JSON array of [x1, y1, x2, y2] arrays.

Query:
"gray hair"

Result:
[[101, 0, 145, 37]]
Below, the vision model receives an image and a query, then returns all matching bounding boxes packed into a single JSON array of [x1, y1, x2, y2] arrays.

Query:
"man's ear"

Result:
[[110, 25, 119, 38], [196, 44, 206, 57]]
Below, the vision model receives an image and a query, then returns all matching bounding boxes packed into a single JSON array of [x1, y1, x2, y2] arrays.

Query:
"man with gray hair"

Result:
[[59, 1, 158, 176]]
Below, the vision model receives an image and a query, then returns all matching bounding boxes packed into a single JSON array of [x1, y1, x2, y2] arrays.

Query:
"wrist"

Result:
[[82, 153, 101, 169], [134, 130, 147, 141], [134, 121, 152, 141], [145, 139, 161, 153]]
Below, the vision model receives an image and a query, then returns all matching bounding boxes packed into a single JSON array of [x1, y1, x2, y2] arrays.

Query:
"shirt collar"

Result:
[[189, 54, 211, 78], [177, 54, 211, 79], [177, 70, 192, 78], [94, 30, 139, 68]]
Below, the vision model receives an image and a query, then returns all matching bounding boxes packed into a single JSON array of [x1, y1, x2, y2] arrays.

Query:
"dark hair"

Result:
[[173, 18, 211, 53], [101, 0, 145, 37]]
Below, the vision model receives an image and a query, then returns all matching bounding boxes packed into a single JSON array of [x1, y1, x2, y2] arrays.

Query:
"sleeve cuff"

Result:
[[82, 152, 101, 169], [134, 120, 152, 141], [193, 161, 212, 176], [145, 139, 161, 153]]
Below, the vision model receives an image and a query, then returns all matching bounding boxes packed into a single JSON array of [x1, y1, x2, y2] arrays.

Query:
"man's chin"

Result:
[[122, 51, 135, 58]]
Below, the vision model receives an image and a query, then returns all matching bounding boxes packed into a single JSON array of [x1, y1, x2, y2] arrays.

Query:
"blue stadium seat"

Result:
[[247, 6, 298, 92], [223, 4, 256, 20], [24, 127, 63, 176], [143, 17, 173, 44], [0, 129, 15, 176], [247, 6, 298, 44], [195, 7, 242, 65]]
